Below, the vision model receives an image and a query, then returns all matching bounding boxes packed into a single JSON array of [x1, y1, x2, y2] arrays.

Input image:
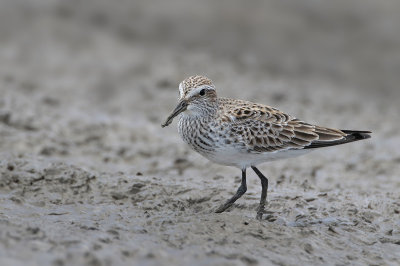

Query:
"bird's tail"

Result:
[[304, 130, 371, 149]]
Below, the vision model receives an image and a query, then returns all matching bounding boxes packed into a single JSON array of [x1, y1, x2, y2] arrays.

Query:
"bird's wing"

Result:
[[218, 98, 349, 152]]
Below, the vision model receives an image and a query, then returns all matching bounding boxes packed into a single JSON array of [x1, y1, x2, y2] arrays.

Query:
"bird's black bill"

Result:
[[161, 100, 187, 128]]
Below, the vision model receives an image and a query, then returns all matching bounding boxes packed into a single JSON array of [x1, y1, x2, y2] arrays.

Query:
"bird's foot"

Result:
[[215, 202, 233, 213], [256, 211, 264, 220], [256, 203, 266, 220]]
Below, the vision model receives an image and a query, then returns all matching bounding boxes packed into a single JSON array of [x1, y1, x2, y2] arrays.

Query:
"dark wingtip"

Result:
[[341, 130, 372, 140], [303, 130, 371, 149]]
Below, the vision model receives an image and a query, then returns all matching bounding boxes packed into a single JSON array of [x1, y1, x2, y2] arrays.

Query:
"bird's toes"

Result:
[[256, 204, 266, 220], [215, 203, 231, 213]]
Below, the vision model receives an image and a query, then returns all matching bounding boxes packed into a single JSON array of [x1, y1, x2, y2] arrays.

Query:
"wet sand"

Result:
[[0, 1, 399, 265]]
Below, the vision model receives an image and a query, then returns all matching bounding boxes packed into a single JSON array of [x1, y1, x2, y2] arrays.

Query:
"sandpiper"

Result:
[[162, 75, 371, 219]]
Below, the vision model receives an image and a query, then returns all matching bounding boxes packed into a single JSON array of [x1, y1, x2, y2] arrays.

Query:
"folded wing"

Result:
[[219, 98, 371, 153]]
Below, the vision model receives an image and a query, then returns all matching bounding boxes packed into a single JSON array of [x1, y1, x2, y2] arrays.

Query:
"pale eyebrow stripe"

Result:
[[179, 83, 185, 98], [187, 85, 214, 98]]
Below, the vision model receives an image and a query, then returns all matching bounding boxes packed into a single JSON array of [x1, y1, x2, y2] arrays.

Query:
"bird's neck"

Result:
[[182, 101, 218, 120]]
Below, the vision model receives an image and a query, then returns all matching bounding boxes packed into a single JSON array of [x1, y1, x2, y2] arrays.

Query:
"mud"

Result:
[[0, 0, 399, 265]]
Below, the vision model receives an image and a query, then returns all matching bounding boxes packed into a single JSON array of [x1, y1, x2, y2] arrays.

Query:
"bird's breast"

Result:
[[178, 116, 219, 156], [177, 116, 249, 167]]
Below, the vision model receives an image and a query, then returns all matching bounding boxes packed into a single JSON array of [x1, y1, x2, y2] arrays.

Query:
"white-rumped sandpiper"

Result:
[[162, 75, 371, 219]]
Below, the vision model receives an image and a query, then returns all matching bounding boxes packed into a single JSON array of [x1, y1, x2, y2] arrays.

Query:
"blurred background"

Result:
[[0, 0, 400, 171], [1, 0, 399, 100], [1, 1, 399, 265], [1, 0, 399, 169]]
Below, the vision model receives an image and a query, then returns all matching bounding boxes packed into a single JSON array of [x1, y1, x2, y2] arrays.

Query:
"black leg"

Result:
[[215, 169, 247, 213], [251, 166, 268, 220]]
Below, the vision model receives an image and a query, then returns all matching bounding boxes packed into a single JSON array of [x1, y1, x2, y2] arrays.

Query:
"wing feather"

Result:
[[217, 98, 367, 153]]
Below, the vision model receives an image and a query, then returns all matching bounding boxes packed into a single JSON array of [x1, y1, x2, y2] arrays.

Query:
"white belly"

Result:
[[177, 115, 312, 169], [202, 147, 312, 169]]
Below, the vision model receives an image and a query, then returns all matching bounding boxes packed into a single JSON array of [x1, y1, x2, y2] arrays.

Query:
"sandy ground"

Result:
[[0, 1, 399, 265]]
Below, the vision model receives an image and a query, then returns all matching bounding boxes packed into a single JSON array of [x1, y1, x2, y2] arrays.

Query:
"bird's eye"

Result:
[[199, 89, 206, 96]]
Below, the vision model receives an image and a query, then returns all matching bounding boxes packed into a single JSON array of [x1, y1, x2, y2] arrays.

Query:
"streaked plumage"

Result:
[[162, 75, 371, 219]]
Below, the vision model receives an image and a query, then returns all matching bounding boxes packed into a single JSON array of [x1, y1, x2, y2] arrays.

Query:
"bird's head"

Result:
[[162, 75, 217, 127]]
